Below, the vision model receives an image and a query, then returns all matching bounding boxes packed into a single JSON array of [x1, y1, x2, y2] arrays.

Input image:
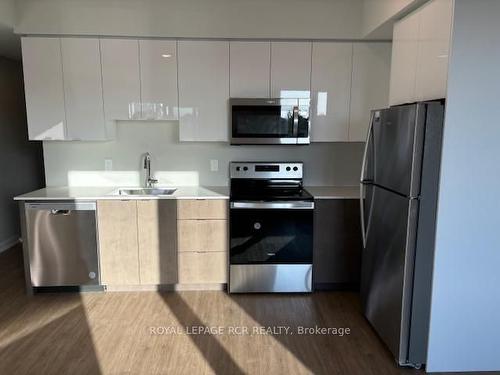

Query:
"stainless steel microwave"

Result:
[[230, 98, 310, 145]]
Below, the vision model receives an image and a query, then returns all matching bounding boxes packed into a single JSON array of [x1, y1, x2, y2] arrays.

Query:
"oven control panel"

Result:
[[230, 162, 303, 179]]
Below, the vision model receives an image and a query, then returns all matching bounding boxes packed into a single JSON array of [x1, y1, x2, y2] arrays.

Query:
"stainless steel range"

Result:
[[229, 162, 314, 293]]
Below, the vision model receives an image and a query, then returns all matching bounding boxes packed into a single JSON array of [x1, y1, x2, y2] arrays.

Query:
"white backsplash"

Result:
[[43, 121, 364, 187]]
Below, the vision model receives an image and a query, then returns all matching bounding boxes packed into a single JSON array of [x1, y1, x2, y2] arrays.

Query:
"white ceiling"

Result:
[[0, 0, 431, 60]]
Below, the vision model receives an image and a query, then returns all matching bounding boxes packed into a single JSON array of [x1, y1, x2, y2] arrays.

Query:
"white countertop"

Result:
[[305, 186, 359, 199], [14, 186, 230, 201], [14, 185, 358, 201]]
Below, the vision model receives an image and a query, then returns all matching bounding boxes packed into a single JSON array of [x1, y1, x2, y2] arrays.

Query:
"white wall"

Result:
[[0, 0, 15, 26], [15, 0, 372, 190], [426, 0, 500, 372], [42, 122, 364, 187], [0, 57, 44, 252], [362, 0, 427, 38], [16, 0, 362, 40]]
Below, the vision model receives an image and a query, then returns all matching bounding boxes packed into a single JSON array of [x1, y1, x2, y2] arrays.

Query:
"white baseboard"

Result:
[[0, 236, 20, 254]]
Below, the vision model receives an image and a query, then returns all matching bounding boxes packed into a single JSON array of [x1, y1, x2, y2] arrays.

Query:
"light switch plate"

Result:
[[104, 158, 113, 171], [210, 159, 219, 172]]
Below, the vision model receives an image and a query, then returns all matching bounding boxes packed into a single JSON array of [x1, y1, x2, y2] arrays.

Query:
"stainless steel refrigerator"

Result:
[[360, 101, 445, 369]]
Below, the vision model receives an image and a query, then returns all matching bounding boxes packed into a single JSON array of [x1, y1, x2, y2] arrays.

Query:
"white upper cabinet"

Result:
[[415, 0, 453, 102], [101, 39, 141, 120], [349, 43, 392, 142], [389, 11, 420, 106], [22, 37, 66, 140], [61, 38, 109, 140], [310, 42, 353, 142], [178, 41, 230, 142], [21, 37, 393, 143], [22, 37, 113, 141], [139, 40, 179, 120], [271, 42, 312, 99], [229, 41, 270, 98], [389, 0, 453, 106]]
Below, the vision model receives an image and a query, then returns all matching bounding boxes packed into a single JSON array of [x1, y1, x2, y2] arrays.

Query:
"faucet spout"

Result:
[[143, 152, 158, 188]]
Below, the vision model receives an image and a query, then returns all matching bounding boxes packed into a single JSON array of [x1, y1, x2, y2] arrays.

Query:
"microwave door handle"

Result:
[[292, 106, 299, 137]]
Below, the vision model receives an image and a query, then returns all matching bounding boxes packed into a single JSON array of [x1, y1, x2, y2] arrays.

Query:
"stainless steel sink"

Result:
[[117, 188, 177, 196]]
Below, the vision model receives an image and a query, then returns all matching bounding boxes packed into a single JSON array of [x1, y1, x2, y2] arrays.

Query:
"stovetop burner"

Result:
[[229, 162, 312, 202]]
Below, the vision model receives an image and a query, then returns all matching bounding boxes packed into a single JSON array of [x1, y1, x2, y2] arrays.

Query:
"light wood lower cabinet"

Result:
[[177, 199, 229, 284], [177, 220, 228, 252], [97, 200, 140, 285], [97, 198, 229, 287], [137, 200, 178, 284], [178, 252, 228, 284], [177, 199, 227, 220]]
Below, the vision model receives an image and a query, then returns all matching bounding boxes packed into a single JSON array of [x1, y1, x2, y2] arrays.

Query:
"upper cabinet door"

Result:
[[101, 39, 141, 120], [270, 42, 312, 99], [310, 42, 353, 142], [21, 37, 67, 140], [61, 38, 108, 140], [349, 43, 391, 142], [229, 41, 270, 98], [139, 40, 179, 120], [389, 11, 420, 106], [415, 0, 453, 102], [178, 41, 229, 142]]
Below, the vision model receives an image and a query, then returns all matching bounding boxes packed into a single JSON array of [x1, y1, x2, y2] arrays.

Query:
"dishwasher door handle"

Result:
[[50, 209, 71, 216], [26, 202, 96, 211]]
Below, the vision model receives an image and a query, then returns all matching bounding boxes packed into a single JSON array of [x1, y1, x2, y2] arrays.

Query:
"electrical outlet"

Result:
[[210, 159, 219, 172], [104, 158, 113, 171]]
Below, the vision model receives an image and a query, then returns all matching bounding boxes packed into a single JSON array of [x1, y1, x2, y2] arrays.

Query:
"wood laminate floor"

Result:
[[0, 245, 430, 375]]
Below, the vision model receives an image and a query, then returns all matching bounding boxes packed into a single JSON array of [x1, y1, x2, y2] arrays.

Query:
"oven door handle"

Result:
[[230, 201, 314, 210]]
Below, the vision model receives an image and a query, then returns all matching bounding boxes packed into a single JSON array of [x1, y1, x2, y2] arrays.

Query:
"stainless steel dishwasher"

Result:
[[26, 202, 100, 287]]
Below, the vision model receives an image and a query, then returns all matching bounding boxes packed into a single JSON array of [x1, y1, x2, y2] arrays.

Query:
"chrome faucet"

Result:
[[143, 152, 158, 188]]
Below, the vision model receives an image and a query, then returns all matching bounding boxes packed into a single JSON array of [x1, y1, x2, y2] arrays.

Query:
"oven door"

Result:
[[230, 201, 314, 265], [230, 98, 309, 145]]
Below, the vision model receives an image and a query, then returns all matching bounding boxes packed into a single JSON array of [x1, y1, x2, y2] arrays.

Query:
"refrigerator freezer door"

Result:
[[360, 186, 419, 365], [373, 104, 425, 197]]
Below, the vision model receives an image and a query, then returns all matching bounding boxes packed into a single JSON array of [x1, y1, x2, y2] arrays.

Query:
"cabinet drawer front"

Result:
[[178, 220, 228, 252], [178, 252, 228, 284], [177, 199, 228, 220]]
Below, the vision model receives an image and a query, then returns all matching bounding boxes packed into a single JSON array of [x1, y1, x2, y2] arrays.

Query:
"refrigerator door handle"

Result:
[[360, 183, 375, 249], [360, 182, 367, 248], [360, 110, 376, 248], [360, 110, 375, 183]]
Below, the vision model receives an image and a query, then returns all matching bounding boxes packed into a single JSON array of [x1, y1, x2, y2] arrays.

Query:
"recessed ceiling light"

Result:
[[161, 54, 172, 58]]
